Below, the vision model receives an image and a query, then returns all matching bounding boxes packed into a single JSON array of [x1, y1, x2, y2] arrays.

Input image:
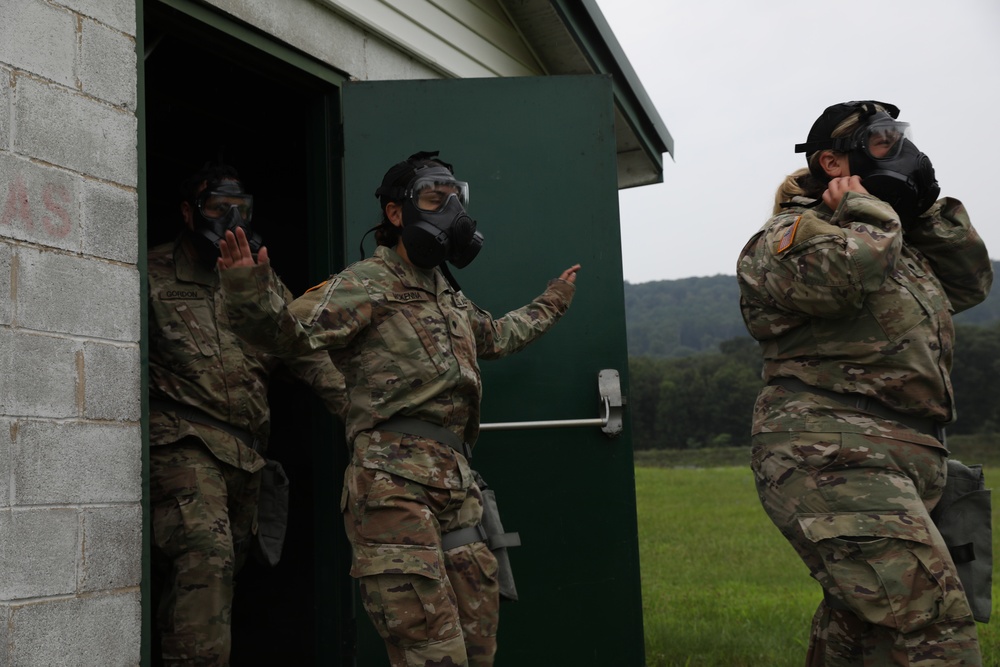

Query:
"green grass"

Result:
[[636, 453, 1000, 666]]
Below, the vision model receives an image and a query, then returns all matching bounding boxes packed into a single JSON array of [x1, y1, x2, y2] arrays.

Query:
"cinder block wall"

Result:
[[0, 0, 142, 665]]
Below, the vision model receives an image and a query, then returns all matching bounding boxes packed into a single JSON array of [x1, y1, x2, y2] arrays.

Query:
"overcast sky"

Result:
[[593, 0, 1000, 283]]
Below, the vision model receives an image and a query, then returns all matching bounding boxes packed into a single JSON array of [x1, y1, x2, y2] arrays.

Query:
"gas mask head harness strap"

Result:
[[364, 151, 484, 279], [793, 100, 940, 219]]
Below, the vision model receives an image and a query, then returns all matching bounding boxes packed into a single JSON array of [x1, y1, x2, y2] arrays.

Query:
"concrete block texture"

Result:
[[80, 504, 141, 591], [17, 245, 140, 342], [0, 241, 11, 325], [83, 340, 140, 421], [56, 0, 137, 36], [0, 68, 10, 149], [0, 507, 78, 598], [13, 420, 141, 505], [0, 604, 9, 664], [79, 18, 136, 109], [13, 76, 137, 187], [0, 419, 9, 508], [5, 591, 141, 666], [0, 152, 82, 252], [81, 179, 138, 264], [0, 0, 76, 88], [0, 328, 78, 418]]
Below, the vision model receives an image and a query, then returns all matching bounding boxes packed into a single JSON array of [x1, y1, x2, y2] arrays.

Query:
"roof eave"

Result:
[[500, 0, 674, 188]]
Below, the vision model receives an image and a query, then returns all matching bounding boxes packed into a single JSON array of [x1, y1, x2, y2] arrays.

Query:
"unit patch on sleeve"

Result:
[[776, 216, 802, 254]]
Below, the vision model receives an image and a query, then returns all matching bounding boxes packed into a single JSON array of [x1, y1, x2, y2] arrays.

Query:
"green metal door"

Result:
[[342, 74, 644, 667]]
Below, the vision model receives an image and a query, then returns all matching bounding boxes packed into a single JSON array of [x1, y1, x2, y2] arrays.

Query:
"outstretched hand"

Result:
[[559, 264, 581, 284], [218, 227, 268, 271]]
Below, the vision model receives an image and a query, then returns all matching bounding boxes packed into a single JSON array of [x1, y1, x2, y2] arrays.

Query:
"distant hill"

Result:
[[625, 260, 1000, 358]]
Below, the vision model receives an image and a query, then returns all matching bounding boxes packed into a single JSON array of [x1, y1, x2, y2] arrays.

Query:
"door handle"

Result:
[[479, 369, 623, 438]]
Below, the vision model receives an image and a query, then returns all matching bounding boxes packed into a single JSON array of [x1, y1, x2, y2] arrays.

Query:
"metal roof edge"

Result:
[[552, 0, 674, 168]]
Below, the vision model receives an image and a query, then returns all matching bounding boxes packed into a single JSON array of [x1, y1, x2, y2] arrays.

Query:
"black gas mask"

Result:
[[190, 179, 261, 257], [398, 165, 482, 269], [795, 101, 940, 219], [373, 153, 484, 270]]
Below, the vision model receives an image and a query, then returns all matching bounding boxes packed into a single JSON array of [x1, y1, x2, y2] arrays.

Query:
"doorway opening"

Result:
[[142, 2, 352, 664]]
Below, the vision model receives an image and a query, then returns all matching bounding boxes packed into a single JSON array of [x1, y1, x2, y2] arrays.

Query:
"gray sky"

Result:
[[595, 0, 1000, 282]]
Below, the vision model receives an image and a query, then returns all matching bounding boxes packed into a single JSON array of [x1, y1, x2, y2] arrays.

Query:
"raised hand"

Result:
[[218, 226, 268, 271]]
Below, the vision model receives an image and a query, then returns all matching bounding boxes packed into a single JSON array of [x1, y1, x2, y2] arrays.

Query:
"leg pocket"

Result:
[[150, 466, 200, 557], [800, 511, 962, 634], [359, 573, 464, 648]]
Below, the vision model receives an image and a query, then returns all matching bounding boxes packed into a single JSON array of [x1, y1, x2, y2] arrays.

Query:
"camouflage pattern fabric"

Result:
[[148, 238, 347, 471], [738, 193, 992, 665], [221, 244, 575, 666], [148, 236, 347, 665], [738, 194, 992, 443], [149, 437, 260, 667], [752, 432, 980, 666], [345, 461, 499, 667]]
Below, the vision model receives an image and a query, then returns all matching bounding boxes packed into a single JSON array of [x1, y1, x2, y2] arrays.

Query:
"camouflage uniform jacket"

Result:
[[738, 192, 992, 450], [148, 237, 346, 473], [221, 244, 575, 489]]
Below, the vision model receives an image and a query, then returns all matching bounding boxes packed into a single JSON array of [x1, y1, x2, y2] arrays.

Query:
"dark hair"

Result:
[[179, 162, 242, 204]]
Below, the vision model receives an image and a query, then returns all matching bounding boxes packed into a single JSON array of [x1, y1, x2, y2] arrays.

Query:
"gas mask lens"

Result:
[[861, 121, 910, 160], [410, 176, 470, 212], [197, 192, 254, 222]]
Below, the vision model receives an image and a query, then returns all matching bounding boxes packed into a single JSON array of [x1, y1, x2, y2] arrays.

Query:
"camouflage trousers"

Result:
[[752, 430, 981, 666], [343, 459, 501, 667], [150, 438, 261, 667]]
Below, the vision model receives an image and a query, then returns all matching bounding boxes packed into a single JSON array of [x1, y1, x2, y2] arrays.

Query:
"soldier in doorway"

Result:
[[147, 162, 346, 666], [217, 151, 579, 666]]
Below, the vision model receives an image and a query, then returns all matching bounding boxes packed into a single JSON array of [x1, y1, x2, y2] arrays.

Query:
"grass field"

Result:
[[636, 435, 1000, 666]]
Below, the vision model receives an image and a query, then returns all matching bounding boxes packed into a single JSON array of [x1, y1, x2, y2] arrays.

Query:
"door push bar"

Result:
[[479, 369, 624, 438]]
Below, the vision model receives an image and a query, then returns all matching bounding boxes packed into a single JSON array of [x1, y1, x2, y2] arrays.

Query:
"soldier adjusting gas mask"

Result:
[[192, 178, 262, 254], [795, 101, 940, 219]]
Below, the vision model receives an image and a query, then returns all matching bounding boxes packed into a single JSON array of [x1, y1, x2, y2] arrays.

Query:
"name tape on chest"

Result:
[[160, 288, 205, 300], [386, 291, 428, 304]]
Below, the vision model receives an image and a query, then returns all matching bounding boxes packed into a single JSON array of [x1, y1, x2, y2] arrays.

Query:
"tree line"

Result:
[[625, 264, 1000, 450]]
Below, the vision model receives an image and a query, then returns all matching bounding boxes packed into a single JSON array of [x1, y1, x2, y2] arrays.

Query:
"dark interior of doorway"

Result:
[[144, 4, 350, 664]]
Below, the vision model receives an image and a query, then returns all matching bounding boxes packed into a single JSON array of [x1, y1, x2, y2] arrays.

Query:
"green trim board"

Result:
[[135, 1, 151, 664], [553, 0, 674, 166]]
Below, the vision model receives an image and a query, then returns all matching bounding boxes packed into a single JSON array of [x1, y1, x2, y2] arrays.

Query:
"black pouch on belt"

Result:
[[929, 459, 992, 623], [253, 459, 290, 568], [442, 470, 522, 601], [477, 471, 522, 602]]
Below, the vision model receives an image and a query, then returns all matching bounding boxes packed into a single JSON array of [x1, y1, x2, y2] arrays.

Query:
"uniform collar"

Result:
[[174, 234, 220, 287], [374, 244, 452, 296]]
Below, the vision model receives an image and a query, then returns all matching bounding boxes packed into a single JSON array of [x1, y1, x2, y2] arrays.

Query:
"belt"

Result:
[[441, 524, 488, 551], [768, 377, 945, 443], [150, 398, 264, 453], [375, 416, 473, 460], [375, 417, 484, 549]]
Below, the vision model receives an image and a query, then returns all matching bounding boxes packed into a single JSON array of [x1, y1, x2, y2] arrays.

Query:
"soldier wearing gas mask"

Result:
[[147, 163, 346, 666], [738, 102, 992, 665], [216, 151, 580, 667]]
